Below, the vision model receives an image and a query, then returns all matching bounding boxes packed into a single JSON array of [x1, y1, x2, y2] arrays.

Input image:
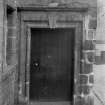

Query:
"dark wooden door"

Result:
[[30, 28, 75, 102]]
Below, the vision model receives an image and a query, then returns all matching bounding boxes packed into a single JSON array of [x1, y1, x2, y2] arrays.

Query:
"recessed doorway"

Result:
[[29, 28, 75, 104]]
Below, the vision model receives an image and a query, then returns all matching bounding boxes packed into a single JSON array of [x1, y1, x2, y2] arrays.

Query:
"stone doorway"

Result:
[[18, 7, 83, 105]]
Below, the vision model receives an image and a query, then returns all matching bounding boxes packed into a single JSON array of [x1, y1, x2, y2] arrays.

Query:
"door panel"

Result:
[[30, 28, 75, 101]]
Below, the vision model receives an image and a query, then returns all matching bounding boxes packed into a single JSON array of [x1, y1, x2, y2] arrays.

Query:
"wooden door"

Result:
[[30, 28, 75, 102]]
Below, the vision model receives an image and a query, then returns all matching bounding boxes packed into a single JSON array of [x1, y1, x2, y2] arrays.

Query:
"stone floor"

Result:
[[19, 101, 71, 105]]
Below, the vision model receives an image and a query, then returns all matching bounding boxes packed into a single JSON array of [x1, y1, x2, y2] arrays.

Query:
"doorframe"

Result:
[[18, 6, 86, 104], [23, 22, 82, 104]]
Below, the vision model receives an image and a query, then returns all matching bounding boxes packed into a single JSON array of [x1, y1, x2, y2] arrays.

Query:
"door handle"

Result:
[[34, 62, 39, 67]]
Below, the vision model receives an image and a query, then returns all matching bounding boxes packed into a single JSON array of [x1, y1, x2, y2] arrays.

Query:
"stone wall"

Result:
[[0, 0, 18, 105], [74, 8, 97, 105]]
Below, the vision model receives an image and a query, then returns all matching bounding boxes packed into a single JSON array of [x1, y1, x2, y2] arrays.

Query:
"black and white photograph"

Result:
[[0, 0, 103, 105]]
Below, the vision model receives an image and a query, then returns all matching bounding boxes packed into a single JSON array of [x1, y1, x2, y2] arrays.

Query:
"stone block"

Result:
[[77, 85, 91, 95], [74, 96, 85, 105], [75, 95, 94, 105], [87, 29, 96, 40], [7, 27, 17, 37], [74, 95, 94, 105], [89, 19, 97, 29], [7, 37, 17, 50], [84, 95, 94, 105], [83, 40, 95, 50], [89, 75, 94, 84], [86, 52, 95, 63], [81, 63, 93, 74], [79, 75, 88, 84]]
